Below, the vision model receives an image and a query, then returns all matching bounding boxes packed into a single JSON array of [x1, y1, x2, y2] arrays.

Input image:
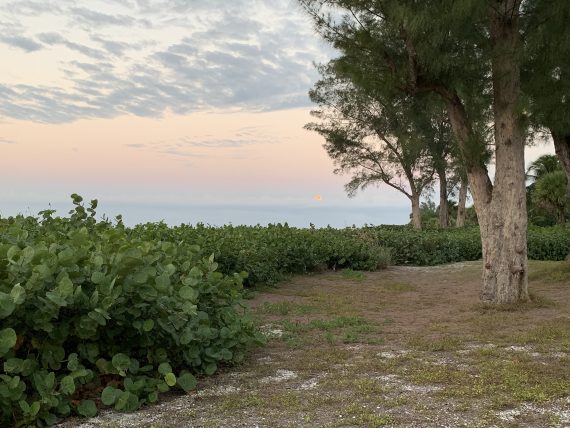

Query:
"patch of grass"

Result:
[[342, 324, 383, 345], [528, 291, 556, 308], [337, 403, 396, 427], [381, 281, 417, 292], [352, 378, 387, 395], [408, 335, 463, 351], [474, 296, 553, 313], [218, 392, 266, 412], [281, 316, 371, 333], [256, 301, 316, 316], [286, 347, 353, 372], [306, 293, 356, 315], [528, 261, 570, 283], [284, 334, 304, 348], [279, 316, 381, 346], [518, 318, 570, 349], [382, 396, 409, 408], [547, 413, 562, 427], [265, 391, 304, 410], [342, 268, 366, 280], [404, 352, 570, 407], [408, 361, 470, 385]]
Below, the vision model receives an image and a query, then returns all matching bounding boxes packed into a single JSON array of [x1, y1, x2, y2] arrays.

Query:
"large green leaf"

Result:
[[164, 373, 176, 387], [111, 353, 131, 372], [0, 328, 17, 356], [77, 400, 97, 417], [177, 373, 197, 392], [101, 386, 122, 406], [60, 376, 75, 395], [10, 284, 26, 305], [0, 293, 15, 319], [179, 286, 197, 301]]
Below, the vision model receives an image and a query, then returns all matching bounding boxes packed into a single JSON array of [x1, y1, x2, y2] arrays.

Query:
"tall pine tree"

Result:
[[307, 62, 438, 229], [300, 0, 554, 303]]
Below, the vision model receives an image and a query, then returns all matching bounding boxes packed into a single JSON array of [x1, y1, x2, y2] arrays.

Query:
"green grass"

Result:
[[342, 268, 367, 280], [281, 316, 371, 333], [337, 403, 396, 427], [529, 261, 570, 283], [256, 301, 316, 316], [278, 316, 382, 347], [408, 335, 464, 352]]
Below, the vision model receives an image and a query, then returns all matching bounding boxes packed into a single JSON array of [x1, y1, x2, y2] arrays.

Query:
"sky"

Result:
[[0, 0, 554, 227]]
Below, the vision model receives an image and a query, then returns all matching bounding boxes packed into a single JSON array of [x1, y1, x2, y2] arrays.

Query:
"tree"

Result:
[[523, 1, 570, 196], [526, 154, 561, 182], [419, 105, 454, 228], [526, 154, 564, 225], [532, 171, 568, 225], [448, 167, 470, 228], [300, 0, 549, 303], [307, 63, 436, 229]]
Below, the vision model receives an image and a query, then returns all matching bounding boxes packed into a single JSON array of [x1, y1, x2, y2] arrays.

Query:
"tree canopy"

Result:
[[300, 0, 570, 304]]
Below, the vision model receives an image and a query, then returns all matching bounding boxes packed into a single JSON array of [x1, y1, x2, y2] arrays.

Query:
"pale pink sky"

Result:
[[0, 0, 555, 226], [0, 108, 412, 225]]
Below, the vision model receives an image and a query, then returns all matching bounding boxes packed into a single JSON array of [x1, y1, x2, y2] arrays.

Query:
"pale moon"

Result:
[[313, 194, 323, 202]]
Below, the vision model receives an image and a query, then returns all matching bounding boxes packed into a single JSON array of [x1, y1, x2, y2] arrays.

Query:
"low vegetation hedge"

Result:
[[372, 226, 483, 265], [527, 226, 570, 261], [133, 223, 392, 286], [0, 197, 261, 427], [367, 225, 570, 266], [2, 196, 569, 426]]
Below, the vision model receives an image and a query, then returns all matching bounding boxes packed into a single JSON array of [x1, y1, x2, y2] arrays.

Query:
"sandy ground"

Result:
[[57, 261, 570, 428]]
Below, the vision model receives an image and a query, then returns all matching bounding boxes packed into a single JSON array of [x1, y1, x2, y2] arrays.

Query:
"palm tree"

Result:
[[526, 154, 561, 183]]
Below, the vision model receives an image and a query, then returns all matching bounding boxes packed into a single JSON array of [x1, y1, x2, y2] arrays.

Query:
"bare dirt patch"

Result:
[[58, 261, 570, 428]]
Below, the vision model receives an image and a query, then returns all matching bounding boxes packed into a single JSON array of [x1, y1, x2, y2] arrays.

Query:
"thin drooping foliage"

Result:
[[300, 0, 569, 303]]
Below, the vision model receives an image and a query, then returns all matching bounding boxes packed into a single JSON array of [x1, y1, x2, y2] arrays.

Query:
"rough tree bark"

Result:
[[439, 0, 528, 304], [552, 131, 570, 198], [482, 0, 528, 303], [410, 191, 422, 230], [437, 168, 449, 228], [456, 179, 468, 227]]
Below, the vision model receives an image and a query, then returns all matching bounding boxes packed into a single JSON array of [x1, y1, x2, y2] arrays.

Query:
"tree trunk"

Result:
[[481, 0, 528, 303], [441, 0, 528, 304], [557, 207, 566, 226], [456, 179, 468, 227], [438, 168, 449, 228], [552, 131, 570, 198], [411, 193, 422, 230]]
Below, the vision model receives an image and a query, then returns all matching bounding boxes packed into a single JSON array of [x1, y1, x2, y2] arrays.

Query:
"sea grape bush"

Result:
[[368, 225, 570, 265], [132, 222, 570, 286], [0, 196, 261, 427], [132, 223, 392, 286], [527, 226, 570, 261], [372, 226, 483, 265]]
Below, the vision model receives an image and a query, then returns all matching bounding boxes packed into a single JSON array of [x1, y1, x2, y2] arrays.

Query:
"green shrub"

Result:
[[368, 225, 570, 265], [0, 196, 261, 427], [371, 226, 483, 265], [133, 223, 392, 286], [528, 225, 570, 260]]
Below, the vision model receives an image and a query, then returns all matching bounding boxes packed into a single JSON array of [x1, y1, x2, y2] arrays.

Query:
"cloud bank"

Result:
[[0, 0, 333, 123]]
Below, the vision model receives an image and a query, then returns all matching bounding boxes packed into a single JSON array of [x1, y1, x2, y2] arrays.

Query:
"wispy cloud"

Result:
[[125, 126, 279, 159], [0, 35, 42, 52], [0, 137, 17, 144], [69, 7, 149, 28], [0, 0, 333, 123], [38, 32, 106, 60]]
